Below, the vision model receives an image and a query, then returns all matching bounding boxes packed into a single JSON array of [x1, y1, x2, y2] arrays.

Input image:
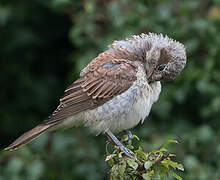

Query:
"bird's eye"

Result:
[[157, 64, 166, 71]]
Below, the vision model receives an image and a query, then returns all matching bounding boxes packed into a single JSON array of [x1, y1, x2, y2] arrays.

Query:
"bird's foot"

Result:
[[118, 144, 134, 157], [105, 129, 134, 157], [125, 130, 133, 145]]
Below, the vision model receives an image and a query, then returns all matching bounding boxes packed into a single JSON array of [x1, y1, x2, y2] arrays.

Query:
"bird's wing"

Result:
[[44, 59, 137, 124], [5, 60, 137, 151]]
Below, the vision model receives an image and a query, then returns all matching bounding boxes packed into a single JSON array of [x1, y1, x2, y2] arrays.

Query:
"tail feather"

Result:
[[4, 123, 57, 151]]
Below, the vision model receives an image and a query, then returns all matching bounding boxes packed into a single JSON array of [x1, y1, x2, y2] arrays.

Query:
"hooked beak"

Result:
[[146, 68, 154, 79]]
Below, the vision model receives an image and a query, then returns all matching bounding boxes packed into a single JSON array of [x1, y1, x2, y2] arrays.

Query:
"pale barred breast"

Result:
[[109, 81, 161, 132], [83, 81, 161, 133], [83, 83, 142, 133]]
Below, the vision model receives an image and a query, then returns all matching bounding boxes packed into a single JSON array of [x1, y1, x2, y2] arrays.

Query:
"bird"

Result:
[[5, 33, 187, 156]]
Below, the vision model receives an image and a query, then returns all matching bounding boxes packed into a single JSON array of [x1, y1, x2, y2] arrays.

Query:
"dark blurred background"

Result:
[[0, 0, 220, 179]]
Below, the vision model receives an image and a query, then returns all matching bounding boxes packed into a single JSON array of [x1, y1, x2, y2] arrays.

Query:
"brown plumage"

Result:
[[4, 123, 58, 151], [6, 59, 137, 150], [157, 48, 172, 66], [45, 59, 137, 124]]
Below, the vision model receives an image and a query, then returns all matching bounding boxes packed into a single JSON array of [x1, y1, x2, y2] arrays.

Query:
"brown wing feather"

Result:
[[44, 59, 137, 124], [4, 123, 57, 151]]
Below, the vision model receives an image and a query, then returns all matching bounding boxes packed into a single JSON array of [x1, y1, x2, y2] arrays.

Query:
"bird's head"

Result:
[[144, 33, 186, 83]]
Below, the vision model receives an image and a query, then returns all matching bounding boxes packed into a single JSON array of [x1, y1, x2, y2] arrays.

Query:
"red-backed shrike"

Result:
[[5, 33, 186, 156]]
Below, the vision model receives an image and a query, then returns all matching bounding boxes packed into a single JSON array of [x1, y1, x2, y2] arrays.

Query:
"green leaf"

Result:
[[118, 161, 126, 177], [118, 152, 123, 158], [161, 161, 170, 169], [132, 134, 140, 141], [142, 173, 151, 180], [159, 147, 167, 152], [152, 172, 161, 180], [170, 171, 183, 180], [121, 135, 129, 142], [126, 144, 134, 150], [144, 161, 153, 170], [160, 139, 178, 151], [108, 158, 115, 167], [111, 165, 119, 177], [156, 165, 169, 178], [127, 158, 138, 170], [166, 160, 184, 171], [135, 147, 147, 160]]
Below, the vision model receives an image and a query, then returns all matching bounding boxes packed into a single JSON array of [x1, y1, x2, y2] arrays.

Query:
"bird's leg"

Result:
[[105, 129, 134, 157], [125, 130, 133, 145]]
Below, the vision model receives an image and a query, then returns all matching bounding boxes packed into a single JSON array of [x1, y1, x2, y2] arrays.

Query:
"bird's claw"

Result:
[[119, 145, 134, 157], [105, 129, 134, 157], [126, 130, 133, 145]]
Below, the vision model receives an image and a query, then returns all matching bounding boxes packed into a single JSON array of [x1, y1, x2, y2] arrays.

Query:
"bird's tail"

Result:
[[4, 122, 57, 151]]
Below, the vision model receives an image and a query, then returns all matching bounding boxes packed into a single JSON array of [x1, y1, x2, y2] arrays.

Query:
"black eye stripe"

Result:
[[157, 64, 166, 71]]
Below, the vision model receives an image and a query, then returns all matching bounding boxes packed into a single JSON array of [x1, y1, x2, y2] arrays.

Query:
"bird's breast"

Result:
[[83, 81, 161, 134]]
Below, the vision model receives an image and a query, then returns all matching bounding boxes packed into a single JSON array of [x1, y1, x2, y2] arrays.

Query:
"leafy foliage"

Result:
[[106, 135, 184, 180]]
